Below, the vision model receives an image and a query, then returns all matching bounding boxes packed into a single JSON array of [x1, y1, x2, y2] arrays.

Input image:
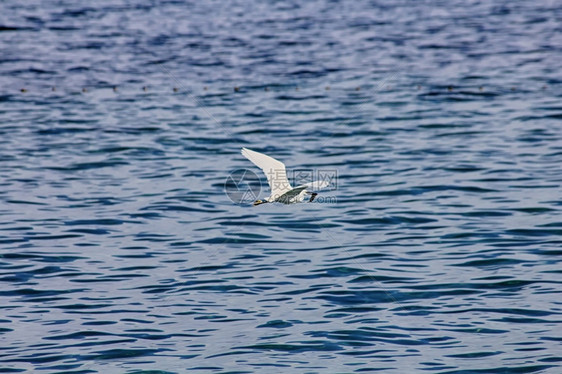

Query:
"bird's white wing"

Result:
[[241, 148, 292, 198], [298, 180, 331, 190]]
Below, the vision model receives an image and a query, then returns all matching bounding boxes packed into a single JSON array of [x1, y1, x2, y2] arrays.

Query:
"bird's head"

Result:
[[253, 199, 267, 206]]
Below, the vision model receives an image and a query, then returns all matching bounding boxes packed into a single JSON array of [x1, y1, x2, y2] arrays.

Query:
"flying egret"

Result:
[[241, 147, 330, 206]]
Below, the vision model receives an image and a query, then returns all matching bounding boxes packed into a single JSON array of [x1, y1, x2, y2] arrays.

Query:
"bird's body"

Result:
[[241, 147, 328, 206]]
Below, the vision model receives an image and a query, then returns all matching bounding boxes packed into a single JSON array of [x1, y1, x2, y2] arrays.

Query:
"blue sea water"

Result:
[[1, 0, 561, 373]]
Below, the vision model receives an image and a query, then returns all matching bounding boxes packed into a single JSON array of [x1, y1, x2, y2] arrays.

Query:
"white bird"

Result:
[[241, 147, 329, 206]]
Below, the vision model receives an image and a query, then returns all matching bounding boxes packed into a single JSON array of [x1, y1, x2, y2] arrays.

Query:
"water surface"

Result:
[[1, 0, 561, 373]]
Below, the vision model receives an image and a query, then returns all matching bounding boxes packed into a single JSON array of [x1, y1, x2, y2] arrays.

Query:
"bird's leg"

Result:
[[307, 192, 318, 202]]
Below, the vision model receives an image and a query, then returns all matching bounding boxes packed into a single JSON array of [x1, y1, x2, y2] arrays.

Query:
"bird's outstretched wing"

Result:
[[241, 148, 292, 198], [297, 180, 331, 190]]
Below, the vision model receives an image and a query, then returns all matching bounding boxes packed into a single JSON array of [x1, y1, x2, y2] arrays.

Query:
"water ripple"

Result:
[[0, 0, 561, 372]]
